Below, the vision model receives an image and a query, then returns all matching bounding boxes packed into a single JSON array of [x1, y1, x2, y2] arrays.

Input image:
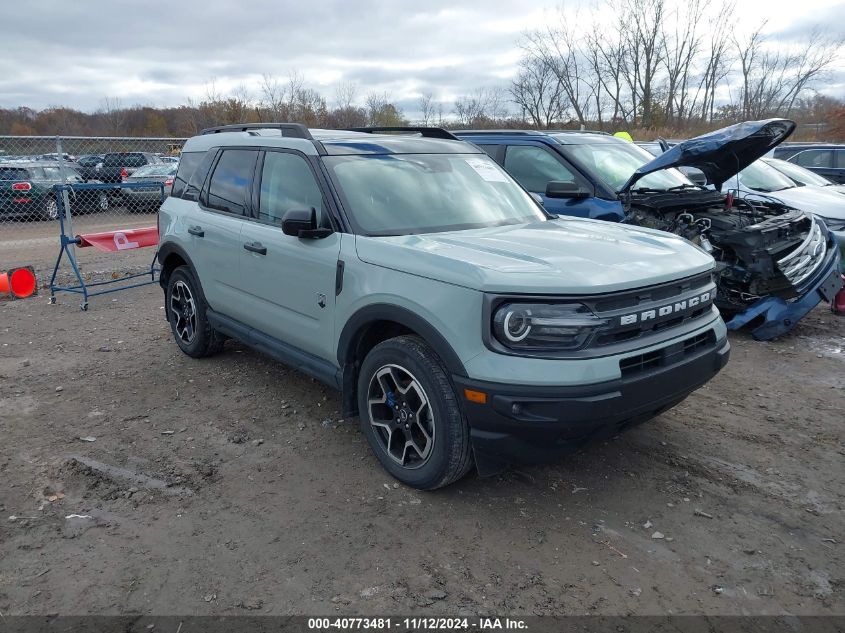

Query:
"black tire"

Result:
[[357, 335, 473, 490], [165, 266, 224, 358]]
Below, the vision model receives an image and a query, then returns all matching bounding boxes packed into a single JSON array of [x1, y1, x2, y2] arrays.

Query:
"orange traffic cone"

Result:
[[0, 267, 37, 299]]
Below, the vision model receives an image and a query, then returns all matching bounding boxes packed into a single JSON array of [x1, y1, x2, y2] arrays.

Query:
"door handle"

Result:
[[243, 241, 267, 255], [188, 226, 204, 237]]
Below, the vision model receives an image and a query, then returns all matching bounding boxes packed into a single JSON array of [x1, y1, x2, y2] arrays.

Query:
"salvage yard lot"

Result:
[[0, 289, 842, 615]]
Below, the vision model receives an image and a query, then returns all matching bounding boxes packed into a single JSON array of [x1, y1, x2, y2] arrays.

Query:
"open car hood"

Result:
[[620, 118, 796, 193]]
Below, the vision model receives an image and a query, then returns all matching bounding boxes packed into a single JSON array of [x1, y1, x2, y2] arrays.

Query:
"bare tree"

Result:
[[365, 91, 405, 126], [453, 88, 506, 127], [521, 11, 597, 127], [693, 0, 735, 122], [618, 0, 667, 128], [334, 81, 358, 110], [418, 92, 437, 126], [661, 0, 705, 125], [259, 73, 286, 120], [509, 56, 565, 128], [734, 23, 842, 120], [99, 97, 125, 135]]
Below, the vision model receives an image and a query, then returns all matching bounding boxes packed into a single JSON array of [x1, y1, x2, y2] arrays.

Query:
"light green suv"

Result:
[[158, 124, 730, 489]]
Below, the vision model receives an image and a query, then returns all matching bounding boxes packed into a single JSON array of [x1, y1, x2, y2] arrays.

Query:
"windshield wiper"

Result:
[[665, 183, 702, 191], [630, 187, 665, 194]]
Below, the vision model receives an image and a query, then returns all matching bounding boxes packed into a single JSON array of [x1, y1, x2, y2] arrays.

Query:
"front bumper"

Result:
[[453, 334, 730, 475], [727, 232, 843, 340]]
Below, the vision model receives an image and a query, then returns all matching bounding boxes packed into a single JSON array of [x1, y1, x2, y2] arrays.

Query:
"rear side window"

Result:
[[183, 151, 218, 202], [258, 151, 324, 225], [0, 167, 31, 180], [171, 152, 203, 198], [836, 150, 845, 168], [795, 150, 833, 168], [504, 145, 578, 193], [204, 149, 258, 215]]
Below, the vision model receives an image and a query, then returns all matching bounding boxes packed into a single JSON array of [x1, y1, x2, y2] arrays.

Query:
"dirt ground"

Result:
[[0, 270, 843, 616]]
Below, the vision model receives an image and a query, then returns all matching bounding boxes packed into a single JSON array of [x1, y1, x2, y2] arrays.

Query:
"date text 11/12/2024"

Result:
[[307, 617, 528, 630]]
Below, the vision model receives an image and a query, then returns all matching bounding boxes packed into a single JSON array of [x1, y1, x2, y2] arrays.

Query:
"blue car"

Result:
[[456, 121, 843, 341]]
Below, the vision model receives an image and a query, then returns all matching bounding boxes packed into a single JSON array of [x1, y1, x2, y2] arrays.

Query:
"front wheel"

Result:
[[357, 335, 473, 490], [165, 266, 224, 358]]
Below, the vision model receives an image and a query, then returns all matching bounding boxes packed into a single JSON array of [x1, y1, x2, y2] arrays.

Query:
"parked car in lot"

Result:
[[763, 156, 845, 196], [122, 163, 177, 211], [0, 161, 109, 220], [99, 152, 163, 184], [75, 154, 104, 181], [158, 123, 730, 488], [774, 144, 845, 184], [456, 120, 843, 340]]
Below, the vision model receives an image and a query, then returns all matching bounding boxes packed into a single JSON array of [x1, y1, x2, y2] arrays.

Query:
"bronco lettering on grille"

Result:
[[619, 292, 712, 326]]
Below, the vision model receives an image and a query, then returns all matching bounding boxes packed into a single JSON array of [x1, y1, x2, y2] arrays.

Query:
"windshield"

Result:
[[767, 159, 832, 187], [326, 153, 546, 236], [737, 160, 796, 192], [566, 142, 694, 192]]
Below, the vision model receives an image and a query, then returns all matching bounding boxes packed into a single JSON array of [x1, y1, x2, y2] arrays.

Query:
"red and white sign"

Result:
[[76, 226, 158, 252]]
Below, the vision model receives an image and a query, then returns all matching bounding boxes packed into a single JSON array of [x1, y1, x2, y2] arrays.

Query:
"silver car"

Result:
[[122, 163, 177, 211]]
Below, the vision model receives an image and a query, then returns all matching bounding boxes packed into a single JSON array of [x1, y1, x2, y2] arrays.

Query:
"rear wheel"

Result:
[[357, 335, 473, 490], [42, 196, 59, 221], [97, 192, 109, 212], [165, 266, 224, 358]]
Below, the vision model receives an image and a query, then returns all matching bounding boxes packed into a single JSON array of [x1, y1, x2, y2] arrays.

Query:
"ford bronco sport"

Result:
[[158, 123, 730, 489]]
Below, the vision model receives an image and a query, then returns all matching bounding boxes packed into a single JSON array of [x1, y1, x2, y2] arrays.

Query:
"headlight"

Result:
[[492, 302, 610, 351]]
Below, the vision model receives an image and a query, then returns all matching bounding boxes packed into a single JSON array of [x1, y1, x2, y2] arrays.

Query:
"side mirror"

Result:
[[281, 207, 332, 239], [545, 181, 590, 199]]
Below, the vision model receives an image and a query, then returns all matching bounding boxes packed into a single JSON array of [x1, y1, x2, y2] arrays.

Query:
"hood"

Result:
[[355, 218, 714, 295], [621, 119, 796, 193], [742, 184, 845, 221]]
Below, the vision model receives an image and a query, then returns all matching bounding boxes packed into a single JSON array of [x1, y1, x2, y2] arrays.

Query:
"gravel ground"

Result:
[[0, 284, 843, 617]]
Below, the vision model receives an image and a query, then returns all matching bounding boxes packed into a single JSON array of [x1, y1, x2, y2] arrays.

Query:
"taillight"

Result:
[[120, 168, 128, 181], [164, 178, 174, 186], [11, 182, 31, 191]]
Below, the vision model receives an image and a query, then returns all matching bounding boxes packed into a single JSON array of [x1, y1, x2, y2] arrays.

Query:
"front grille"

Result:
[[777, 217, 826, 286], [620, 330, 716, 377]]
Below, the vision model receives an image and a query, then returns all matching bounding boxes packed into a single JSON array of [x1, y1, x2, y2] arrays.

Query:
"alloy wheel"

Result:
[[169, 280, 197, 344], [367, 364, 435, 468]]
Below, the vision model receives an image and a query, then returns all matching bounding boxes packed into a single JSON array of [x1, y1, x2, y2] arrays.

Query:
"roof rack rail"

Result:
[[200, 123, 314, 139], [453, 130, 543, 136], [346, 127, 459, 140]]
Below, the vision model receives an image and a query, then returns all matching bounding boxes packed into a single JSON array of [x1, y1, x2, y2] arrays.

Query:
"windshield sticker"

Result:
[[465, 158, 509, 182]]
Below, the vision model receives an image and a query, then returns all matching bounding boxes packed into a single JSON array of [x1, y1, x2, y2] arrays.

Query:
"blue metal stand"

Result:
[[48, 182, 164, 311]]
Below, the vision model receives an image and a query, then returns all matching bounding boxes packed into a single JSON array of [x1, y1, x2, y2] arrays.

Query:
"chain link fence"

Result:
[[0, 135, 186, 291]]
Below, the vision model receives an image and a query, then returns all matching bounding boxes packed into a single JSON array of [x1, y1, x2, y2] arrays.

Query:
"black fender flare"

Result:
[[157, 242, 198, 286], [337, 303, 466, 376], [336, 304, 467, 417]]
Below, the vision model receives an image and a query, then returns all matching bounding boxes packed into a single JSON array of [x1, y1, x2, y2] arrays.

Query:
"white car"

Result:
[[763, 157, 845, 196], [724, 159, 845, 265]]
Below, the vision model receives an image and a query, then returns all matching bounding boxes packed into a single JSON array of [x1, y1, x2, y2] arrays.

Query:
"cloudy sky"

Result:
[[2, 0, 844, 117]]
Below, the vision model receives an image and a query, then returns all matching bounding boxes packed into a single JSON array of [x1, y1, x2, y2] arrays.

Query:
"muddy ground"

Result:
[[0, 279, 843, 616]]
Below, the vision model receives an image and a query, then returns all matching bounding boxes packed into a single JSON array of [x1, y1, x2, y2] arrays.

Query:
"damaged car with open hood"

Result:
[[458, 120, 843, 340]]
